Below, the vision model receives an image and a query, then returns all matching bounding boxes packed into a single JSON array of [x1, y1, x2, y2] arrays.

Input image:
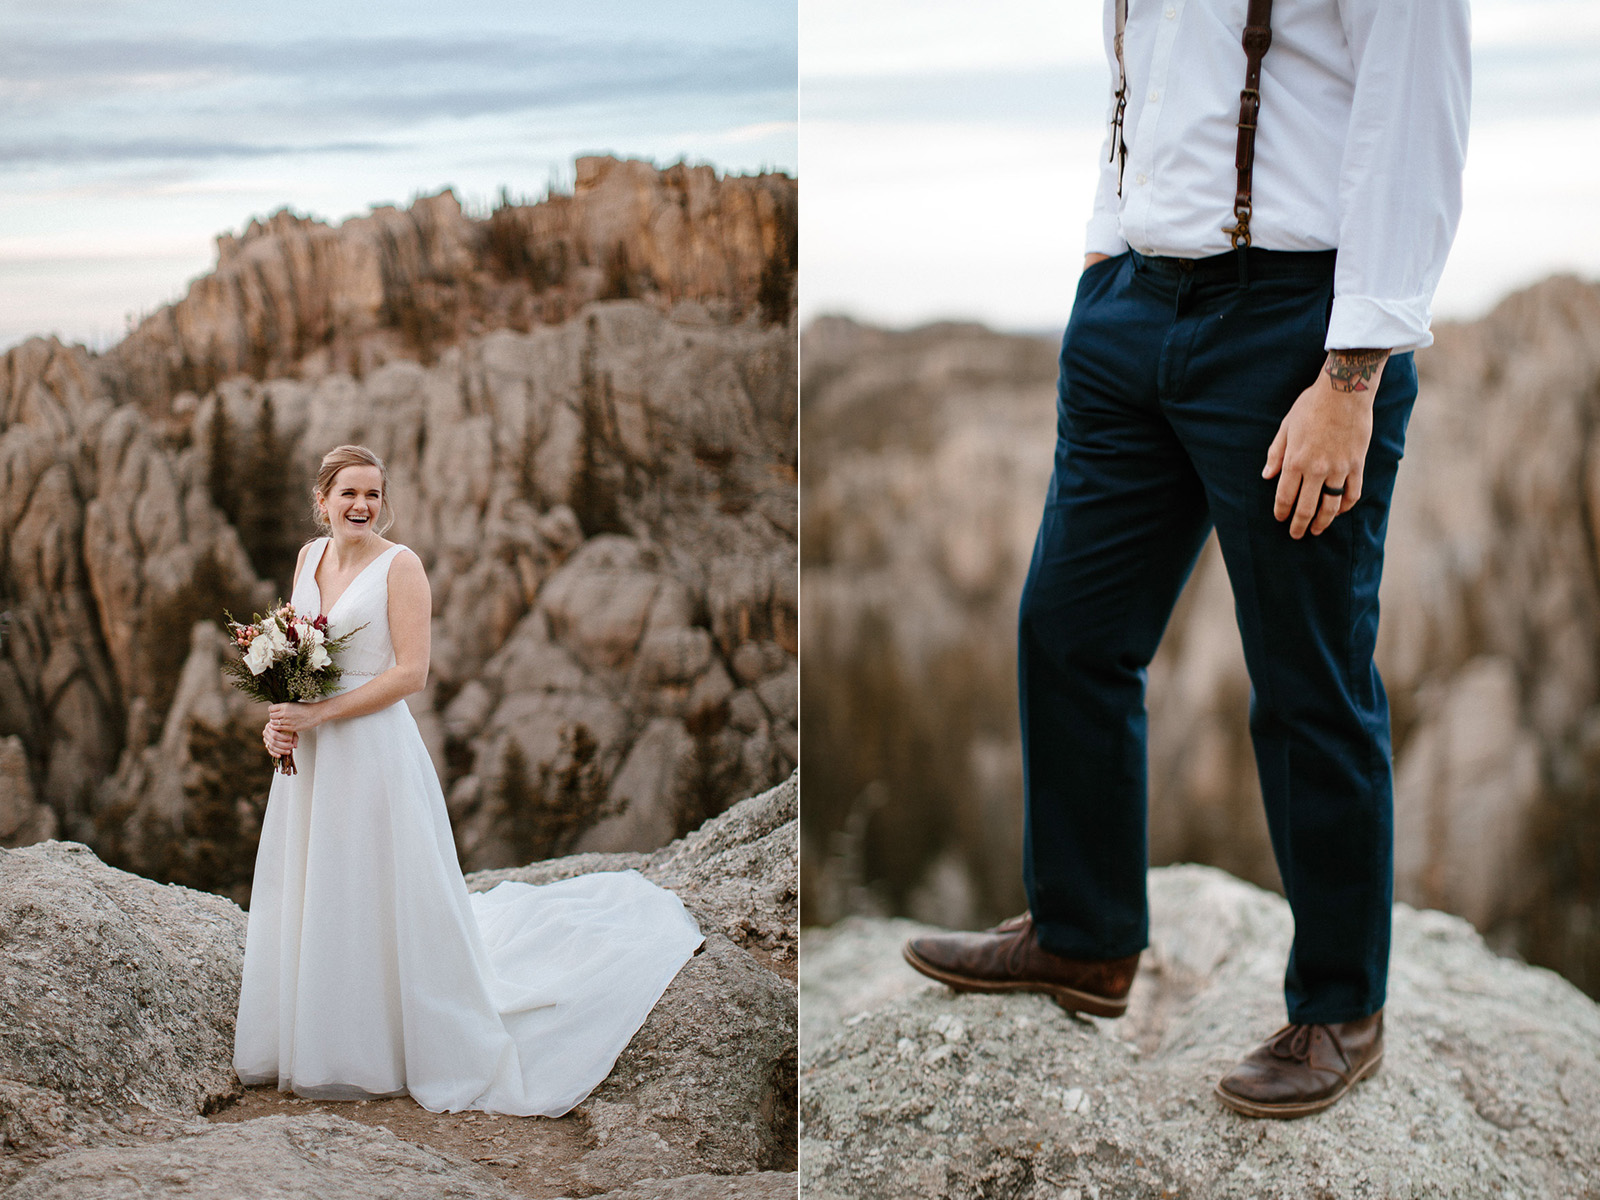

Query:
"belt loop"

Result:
[[1236, 245, 1250, 288]]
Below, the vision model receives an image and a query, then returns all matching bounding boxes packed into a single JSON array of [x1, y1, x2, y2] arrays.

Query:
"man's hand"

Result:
[[1084, 253, 1111, 270], [1262, 349, 1389, 539]]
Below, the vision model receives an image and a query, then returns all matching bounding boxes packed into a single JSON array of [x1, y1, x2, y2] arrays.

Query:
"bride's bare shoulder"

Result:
[[290, 538, 319, 592], [385, 546, 430, 603], [387, 543, 423, 572]]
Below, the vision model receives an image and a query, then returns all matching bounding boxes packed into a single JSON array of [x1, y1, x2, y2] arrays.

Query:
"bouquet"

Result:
[[221, 602, 365, 775]]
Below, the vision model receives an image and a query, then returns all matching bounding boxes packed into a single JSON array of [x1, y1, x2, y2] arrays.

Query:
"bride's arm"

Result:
[[268, 550, 432, 733]]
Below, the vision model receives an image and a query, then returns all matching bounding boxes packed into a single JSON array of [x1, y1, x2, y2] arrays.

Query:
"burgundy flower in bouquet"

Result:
[[222, 603, 364, 774]]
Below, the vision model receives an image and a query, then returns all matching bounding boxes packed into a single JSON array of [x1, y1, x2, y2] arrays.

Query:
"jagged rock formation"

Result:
[[0, 157, 796, 892], [800, 865, 1600, 1200], [0, 774, 797, 1197], [0, 737, 54, 848], [800, 278, 1600, 997], [800, 318, 1055, 935], [111, 156, 797, 404]]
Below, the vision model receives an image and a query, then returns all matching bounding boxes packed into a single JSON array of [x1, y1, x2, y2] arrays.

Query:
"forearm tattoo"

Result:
[[1324, 348, 1390, 394]]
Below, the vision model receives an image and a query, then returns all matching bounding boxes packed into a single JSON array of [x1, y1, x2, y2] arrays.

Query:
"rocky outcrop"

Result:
[[800, 865, 1600, 1200], [0, 157, 796, 893], [0, 841, 246, 1170], [800, 280, 1600, 996], [110, 156, 796, 409], [0, 776, 796, 1196]]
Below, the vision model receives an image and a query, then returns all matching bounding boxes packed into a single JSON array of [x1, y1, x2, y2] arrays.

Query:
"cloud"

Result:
[[0, 137, 390, 164], [0, 32, 794, 105], [0, 31, 795, 168]]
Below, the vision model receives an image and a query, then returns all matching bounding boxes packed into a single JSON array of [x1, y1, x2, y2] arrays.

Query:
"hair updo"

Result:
[[310, 444, 395, 535]]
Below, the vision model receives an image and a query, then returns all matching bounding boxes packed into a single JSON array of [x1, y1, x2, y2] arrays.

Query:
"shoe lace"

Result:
[[1268, 1024, 1316, 1062]]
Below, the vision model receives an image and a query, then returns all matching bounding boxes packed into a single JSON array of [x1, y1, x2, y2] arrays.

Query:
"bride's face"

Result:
[[320, 465, 384, 539]]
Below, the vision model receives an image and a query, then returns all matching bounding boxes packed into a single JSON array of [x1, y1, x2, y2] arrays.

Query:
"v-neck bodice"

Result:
[[290, 537, 409, 683], [308, 539, 398, 620]]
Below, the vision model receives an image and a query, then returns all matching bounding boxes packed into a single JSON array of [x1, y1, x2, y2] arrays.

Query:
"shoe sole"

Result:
[[1213, 1050, 1384, 1119], [900, 942, 1129, 1018]]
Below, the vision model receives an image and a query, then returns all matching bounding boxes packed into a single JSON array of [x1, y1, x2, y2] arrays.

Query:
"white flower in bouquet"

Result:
[[244, 633, 278, 676], [223, 600, 367, 775]]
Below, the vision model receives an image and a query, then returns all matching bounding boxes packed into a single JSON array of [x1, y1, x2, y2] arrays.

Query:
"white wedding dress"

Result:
[[234, 538, 703, 1116]]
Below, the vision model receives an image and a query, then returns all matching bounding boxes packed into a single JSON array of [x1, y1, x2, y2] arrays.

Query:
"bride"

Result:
[[236, 443, 703, 1116]]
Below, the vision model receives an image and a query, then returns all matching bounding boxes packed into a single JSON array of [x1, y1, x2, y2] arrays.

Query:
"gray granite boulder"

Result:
[[801, 865, 1600, 1200], [0, 841, 246, 1176]]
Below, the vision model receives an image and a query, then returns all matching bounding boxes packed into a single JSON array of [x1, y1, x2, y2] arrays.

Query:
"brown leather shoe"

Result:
[[1215, 1010, 1384, 1119], [902, 913, 1139, 1017]]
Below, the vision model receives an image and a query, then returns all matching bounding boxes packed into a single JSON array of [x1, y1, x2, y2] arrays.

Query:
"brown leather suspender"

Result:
[[1110, 0, 1129, 194], [1223, 0, 1274, 250], [1109, 0, 1275, 251]]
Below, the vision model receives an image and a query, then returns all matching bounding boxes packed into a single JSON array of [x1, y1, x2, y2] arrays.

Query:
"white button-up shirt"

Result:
[[1086, 0, 1471, 352]]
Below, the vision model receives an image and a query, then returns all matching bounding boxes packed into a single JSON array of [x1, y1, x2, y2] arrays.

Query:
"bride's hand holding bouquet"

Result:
[[222, 602, 364, 774]]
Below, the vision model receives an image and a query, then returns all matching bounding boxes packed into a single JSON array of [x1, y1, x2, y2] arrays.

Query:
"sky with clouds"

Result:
[[0, 0, 797, 352], [801, 0, 1600, 332]]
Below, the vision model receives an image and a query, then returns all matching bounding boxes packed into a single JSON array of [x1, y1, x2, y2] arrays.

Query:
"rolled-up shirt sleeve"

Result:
[[1085, 1, 1131, 259], [1326, 0, 1471, 352]]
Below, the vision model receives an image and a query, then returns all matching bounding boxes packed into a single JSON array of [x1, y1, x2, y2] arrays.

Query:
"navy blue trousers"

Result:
[[1018, 248, 1416, 1024]]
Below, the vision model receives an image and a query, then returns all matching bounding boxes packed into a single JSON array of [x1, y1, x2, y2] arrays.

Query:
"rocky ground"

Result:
[[801, 277, 1600, 996], [800, 865, 1600, 1200], [0, 774, 797, 1199]]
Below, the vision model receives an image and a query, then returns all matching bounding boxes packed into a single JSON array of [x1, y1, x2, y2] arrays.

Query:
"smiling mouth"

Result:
[[347, 515, 370, 525]]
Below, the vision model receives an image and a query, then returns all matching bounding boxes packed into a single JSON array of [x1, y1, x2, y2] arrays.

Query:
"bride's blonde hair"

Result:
[[311, 444, 395, 535]]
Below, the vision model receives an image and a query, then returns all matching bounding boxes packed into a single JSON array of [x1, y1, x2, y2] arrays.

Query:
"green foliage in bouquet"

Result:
[[221, 602, 367, 705]]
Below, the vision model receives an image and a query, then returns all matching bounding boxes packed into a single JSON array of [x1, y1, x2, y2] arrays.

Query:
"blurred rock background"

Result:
[[0, 156, 797, 905], [800, 276, 1600, 1000]]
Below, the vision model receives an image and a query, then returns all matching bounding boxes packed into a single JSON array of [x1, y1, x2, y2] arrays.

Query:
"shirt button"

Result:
[[1136, 173, 1149, 186], [1148, 90, 1160, 103], [1165, 5, 1177, 17]]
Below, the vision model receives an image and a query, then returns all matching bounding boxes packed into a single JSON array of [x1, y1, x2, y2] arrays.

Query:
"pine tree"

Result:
[[237, 395, 296, 593], [207, 399, 239, 526], [572, 317, 624, 537], [502, 725, 617, 864]]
